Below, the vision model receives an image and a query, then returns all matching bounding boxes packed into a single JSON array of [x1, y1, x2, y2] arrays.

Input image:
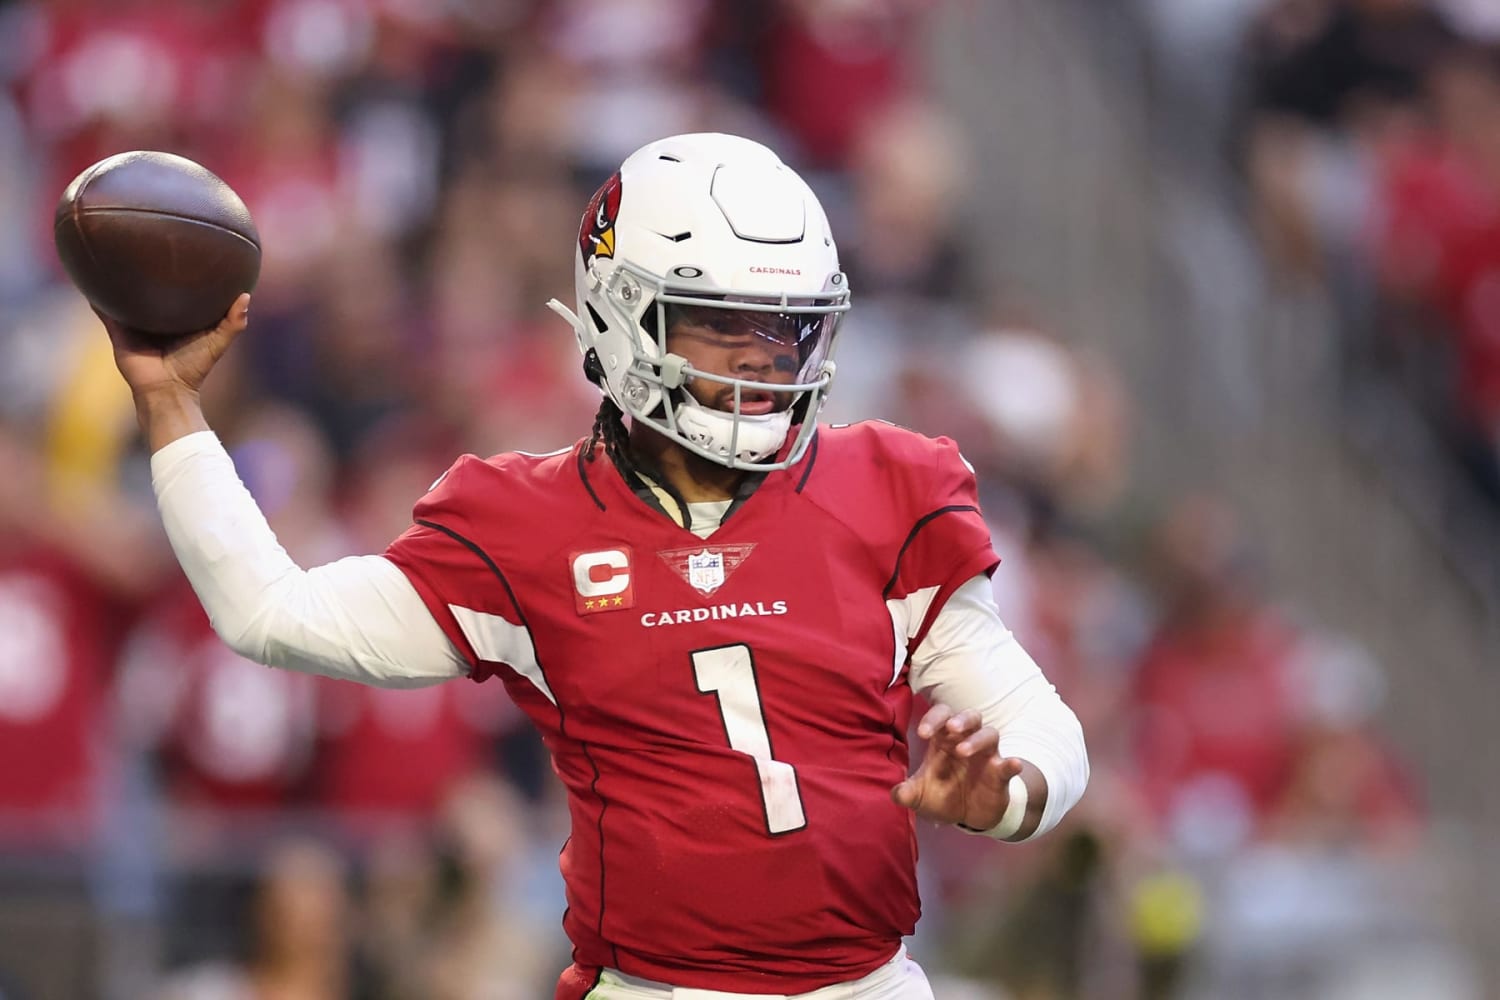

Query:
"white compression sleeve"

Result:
[[907, 574, 1090, 838], [151, 431, 468, 687]]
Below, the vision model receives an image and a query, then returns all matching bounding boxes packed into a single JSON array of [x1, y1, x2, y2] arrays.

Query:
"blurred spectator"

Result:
[[1130, 496, 1303, 856], [315, 679, 500, 830], [1191, 632, 1434, 999], [225, 68, 344, 294], [1019, 525, 1150, 755], [0, 418, 159, 850], [119, 583, 320, 816], [311, 421, 520, 833], [1242, 0, 1460, 281], [465, 52, 579, 175], [117, 406, 347, 820], [152, 837, 352, 1000], [245, 235, 421, 459], [0, 89, 40, 304], [1248, 0, 1458, 130], [957, 324, 1132, 520], [941, 827, 1147, 1000], [757, 0, 923, 169], [419, 169, 598, 454], [818, 98, 978, 426], [540, 0, 720, 173], [359, 775, 562, 1000], [844, 99, 971, 301], [1438, 0, 1500, 41], [1373, 43, 1500, 500], [14, 0, 259, 219], [1265, 631, 1422, 851]]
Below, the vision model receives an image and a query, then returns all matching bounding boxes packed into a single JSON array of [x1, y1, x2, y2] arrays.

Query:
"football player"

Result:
[[103, 133, 1088, 999]]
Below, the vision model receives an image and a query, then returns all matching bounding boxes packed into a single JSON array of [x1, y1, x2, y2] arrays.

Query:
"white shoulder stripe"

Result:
[[447, 604, 555, 705], [885, 584, 940, 688]]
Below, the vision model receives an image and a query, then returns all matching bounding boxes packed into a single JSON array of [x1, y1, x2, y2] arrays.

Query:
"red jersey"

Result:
[[1375, 140, 1500, 424], [315, 674, 511, 825], [385, 421, 998, 994], [123, 582, 318, 811], [1132, 611, 1300, 822], [0, 549, 121, 846]]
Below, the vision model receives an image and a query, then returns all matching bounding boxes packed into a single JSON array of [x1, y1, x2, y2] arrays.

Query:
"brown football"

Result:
[[54, 151, 261, 336]]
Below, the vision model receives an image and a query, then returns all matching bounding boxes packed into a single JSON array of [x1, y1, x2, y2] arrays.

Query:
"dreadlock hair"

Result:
[[586, 395, 632, 469], [582, 348, 631, 470], [586, 394, 696, 525]]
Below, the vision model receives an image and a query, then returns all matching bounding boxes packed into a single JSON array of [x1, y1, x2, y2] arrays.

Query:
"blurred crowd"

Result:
[[0, 0, 1468, 998], [1229, 0, 1500, 506]]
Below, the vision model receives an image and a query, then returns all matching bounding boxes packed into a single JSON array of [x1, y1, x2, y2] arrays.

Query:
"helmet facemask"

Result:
[[596, 261, 847, 470], [549, 133, 851, 471]]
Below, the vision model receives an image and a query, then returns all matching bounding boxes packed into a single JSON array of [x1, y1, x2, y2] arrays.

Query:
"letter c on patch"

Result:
[[573, 549, 630, 598]]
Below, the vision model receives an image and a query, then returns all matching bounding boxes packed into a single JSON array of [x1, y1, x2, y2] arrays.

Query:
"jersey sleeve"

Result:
[[384, 455, 526, 683], [887, 436, 1001, 655]]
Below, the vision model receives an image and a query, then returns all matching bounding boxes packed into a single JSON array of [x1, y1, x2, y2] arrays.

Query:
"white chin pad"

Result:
[[675, 402, 792, 464]]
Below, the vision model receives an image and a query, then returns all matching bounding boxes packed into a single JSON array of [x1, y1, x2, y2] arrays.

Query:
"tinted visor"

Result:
[[659, 301, 838, 383]]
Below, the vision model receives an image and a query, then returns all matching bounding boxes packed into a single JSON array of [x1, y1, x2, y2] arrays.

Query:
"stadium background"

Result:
[[0, 0, 1497, 997]]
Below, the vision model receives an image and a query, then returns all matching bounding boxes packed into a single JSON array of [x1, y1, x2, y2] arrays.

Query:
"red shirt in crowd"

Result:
[[0, 549, 122, 846], [1132, 610, 1301, 826], [1378, 138, 1500, 427]]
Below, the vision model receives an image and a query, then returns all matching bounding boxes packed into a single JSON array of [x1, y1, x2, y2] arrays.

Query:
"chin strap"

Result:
[[674, 397, 792, 464]]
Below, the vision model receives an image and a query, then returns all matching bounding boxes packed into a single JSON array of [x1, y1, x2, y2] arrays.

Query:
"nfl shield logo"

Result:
[[687, 550, 725, 594], [658, 543, 755, 596]]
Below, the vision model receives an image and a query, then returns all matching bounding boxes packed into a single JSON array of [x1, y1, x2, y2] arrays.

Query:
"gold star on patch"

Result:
[[612, 596, 624, 606], [585, 599, 596, 610]]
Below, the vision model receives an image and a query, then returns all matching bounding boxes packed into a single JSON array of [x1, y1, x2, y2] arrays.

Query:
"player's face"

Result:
[[666, 305, 807, 414]]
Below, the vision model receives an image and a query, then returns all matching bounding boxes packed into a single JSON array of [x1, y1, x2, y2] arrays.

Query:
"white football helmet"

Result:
[[548, 133, 850, 470]]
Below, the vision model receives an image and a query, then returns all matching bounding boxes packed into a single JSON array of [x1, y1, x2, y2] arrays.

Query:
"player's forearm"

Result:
[[135, 386, 210, 454], [909, 576, 1090, 839], [151, 431, 467, 686], [151, 430, 315, 662], [988, 674, 1088, 838]]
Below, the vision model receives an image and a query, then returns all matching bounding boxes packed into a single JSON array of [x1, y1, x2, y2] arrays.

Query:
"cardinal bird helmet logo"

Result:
[[579, 173, 622, 266]]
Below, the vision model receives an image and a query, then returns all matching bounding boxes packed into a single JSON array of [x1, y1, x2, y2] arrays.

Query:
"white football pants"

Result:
[[584, 947, 936, 1000]]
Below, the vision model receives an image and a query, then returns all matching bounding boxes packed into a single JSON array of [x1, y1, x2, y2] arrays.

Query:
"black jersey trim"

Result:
[[721, 467, 768, 524], [882, 505, 981, 599], [794, 429, 820, 493], [576, 445, 607, 511], [626, 468, 677, 522], [415, 517, 614, 945], [416, 519, 531, 629], [580, 741, 613, 952]]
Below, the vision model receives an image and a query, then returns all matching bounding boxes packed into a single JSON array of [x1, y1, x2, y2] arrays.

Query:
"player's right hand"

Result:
[[892, 703, 1024, 832], [99, 292, 250, 401]]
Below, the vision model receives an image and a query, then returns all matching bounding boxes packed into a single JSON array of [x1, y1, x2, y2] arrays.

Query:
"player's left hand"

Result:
[[891, 703, 1024, 832]]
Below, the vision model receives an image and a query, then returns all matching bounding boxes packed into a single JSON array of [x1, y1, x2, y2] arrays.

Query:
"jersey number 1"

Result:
[[691, 644, 808, 835]]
